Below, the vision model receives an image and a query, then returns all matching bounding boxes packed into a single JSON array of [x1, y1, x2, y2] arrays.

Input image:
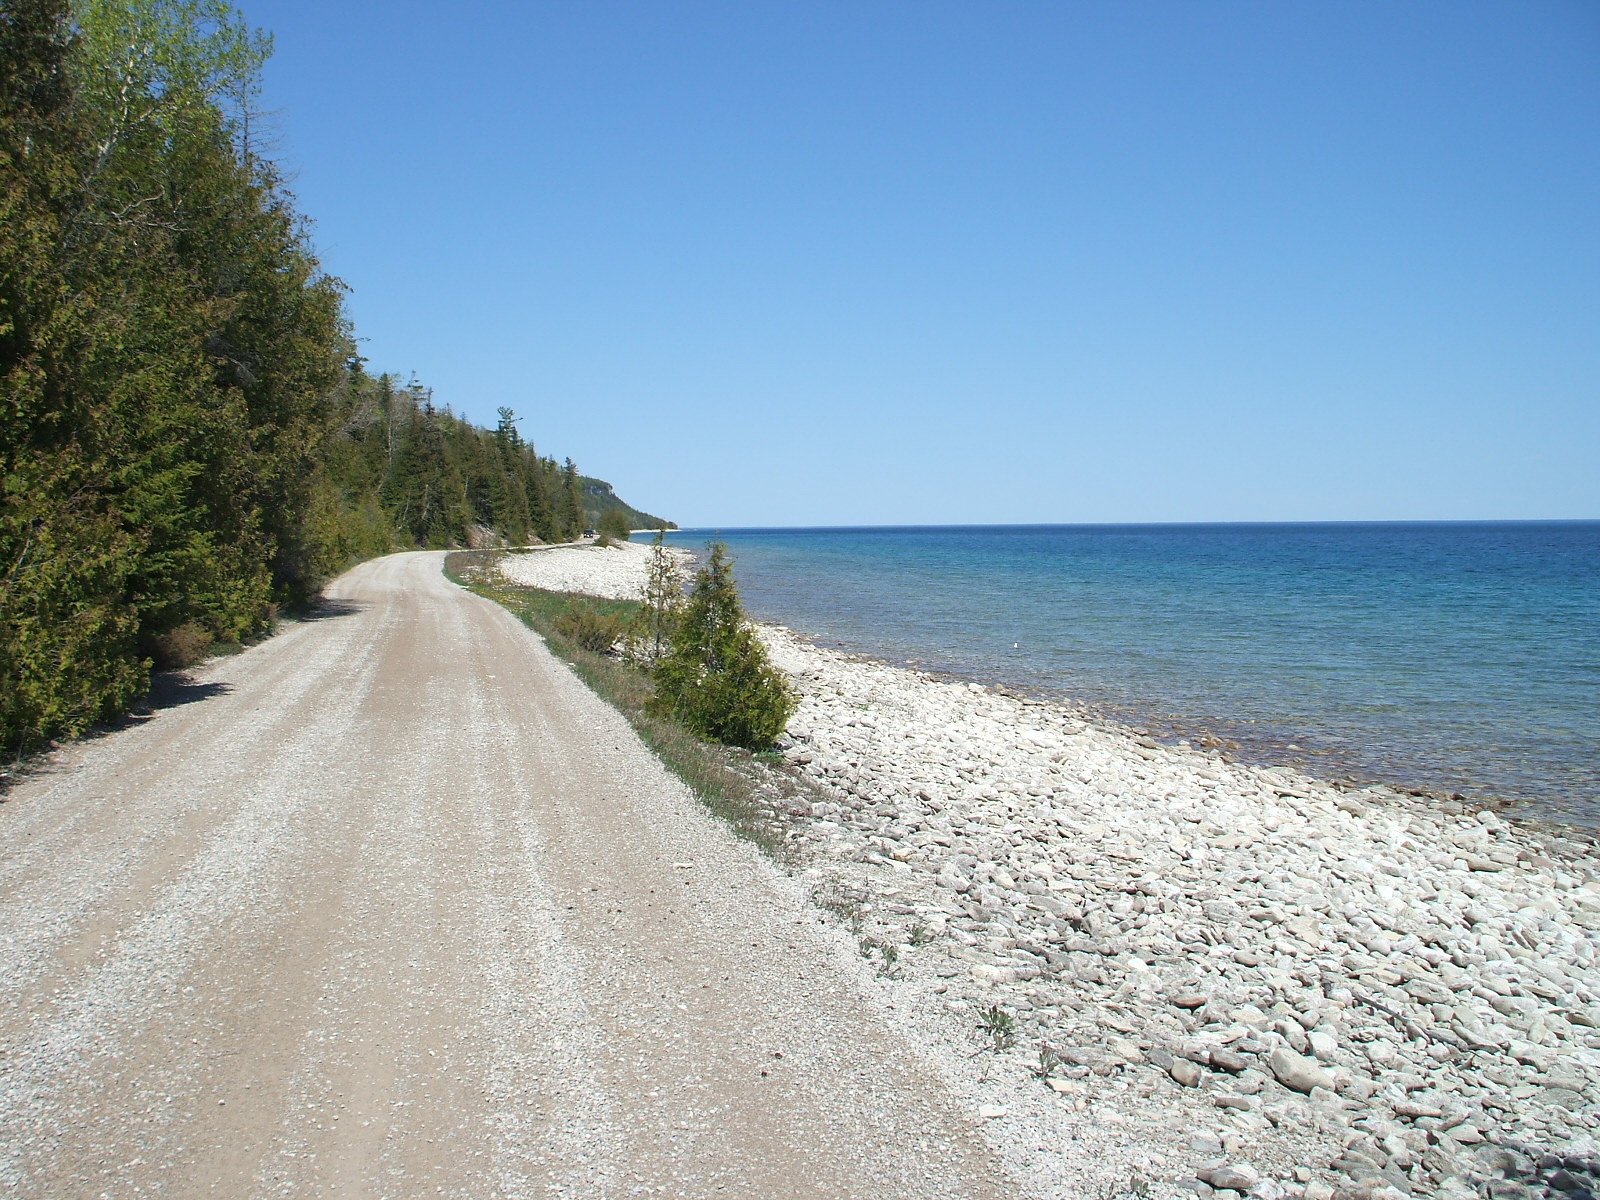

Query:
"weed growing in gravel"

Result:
[[813, 880, 866, 932], [858, 936, 900, 975], [906, 923, 935, 946], [1095, 1173, 1151, 1200], [975, 1003, 1017, 1051], [1032, 1042, 1064, 1081]]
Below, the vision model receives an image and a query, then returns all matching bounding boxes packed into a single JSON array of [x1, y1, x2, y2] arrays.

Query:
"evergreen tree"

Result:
[[651, 542, 796, 749], [0, 0, 149, 746], [524, 449, 556, 542], [561, 457, 583, 540], [635, 530, 684, 663], [596, 506, 630, 544], [493, 406, 520, 454], [489, 407, 530, 542]]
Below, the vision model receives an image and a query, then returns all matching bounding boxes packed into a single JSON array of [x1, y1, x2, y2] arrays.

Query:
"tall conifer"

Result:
[[561, 457, 583, 540]]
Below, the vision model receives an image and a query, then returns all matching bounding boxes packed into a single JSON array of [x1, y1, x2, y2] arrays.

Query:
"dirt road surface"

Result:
[[0, 553, 1021, 1199]]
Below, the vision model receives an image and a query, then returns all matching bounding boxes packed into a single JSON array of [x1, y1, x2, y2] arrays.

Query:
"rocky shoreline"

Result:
[[485, 546, 1600, 1200], [758, 625, 1600, 1200], [494, 539, 678, 596]]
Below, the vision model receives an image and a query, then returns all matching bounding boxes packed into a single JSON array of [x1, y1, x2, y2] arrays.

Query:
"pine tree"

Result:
[[651, 542, 796, 749], [516, 447, 551, 542], [489, 408, 530, 542], [493, 407, 521, 454], [561, 457, 583, 540], [636, 529, 684, 662]]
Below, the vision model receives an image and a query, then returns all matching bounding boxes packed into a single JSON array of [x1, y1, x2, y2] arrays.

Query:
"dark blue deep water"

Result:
[[659, 523, 1600, 825]]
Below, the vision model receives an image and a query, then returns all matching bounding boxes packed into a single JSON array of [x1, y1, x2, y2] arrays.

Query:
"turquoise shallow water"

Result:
[[658, 523, 1600, 826]]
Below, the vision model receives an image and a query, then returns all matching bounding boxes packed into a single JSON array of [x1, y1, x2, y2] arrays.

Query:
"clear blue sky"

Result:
[[250, 1, 1598, 526]]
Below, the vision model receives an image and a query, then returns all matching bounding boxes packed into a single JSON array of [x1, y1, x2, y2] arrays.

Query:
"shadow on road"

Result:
[[0, 673, 234, 799], [141, 673, 233, 712], [3, 598, 368, 800], [287, 597, 366, 622]]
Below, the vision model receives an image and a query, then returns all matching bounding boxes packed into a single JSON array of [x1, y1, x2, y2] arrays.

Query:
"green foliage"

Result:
[[71, 0, 272, 143], [1033, 1042, 1065, 1081], [0, 0, 666, 756], [859, 935, 899, 975], [595, 506, 630, 545], [0, 466, 147, 745], [580, 476, 671, 532], [976, 1003, 1017, 1051], [0, 0, 295, 750], [553, 601, 626, 653], [651, 542, 796, 750], [813, 879, 865, 931], [0, 0, 363, 746], [321, 381, 639, 552], [560, 457, 583, 541], [633, 529, 684, 663]]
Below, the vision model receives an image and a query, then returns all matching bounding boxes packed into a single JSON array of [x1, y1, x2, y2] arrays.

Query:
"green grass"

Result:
[[443, 550, 815, 858]]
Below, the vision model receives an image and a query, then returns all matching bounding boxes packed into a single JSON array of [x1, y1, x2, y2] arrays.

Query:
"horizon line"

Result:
[[659, 517, 1600, 532]]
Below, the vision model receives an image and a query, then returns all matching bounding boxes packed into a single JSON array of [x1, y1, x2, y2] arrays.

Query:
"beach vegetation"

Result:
[[651, 541, 796, 751], [813, 879, 866, 932], [859, 936, 900, 975], [976, 1003, 1017, 1051], [1032, 1042, 1064, 1080]]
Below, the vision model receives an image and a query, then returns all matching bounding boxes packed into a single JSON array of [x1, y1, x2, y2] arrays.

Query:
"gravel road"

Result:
[[0, 552, 1020, 1200]]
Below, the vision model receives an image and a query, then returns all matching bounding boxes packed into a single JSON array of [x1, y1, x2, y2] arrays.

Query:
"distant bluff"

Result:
[[582, 478, 675, 531]]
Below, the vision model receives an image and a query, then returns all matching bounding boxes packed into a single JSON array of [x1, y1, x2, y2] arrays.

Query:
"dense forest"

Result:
[[0, 0, 665, 755], [319, 369, 670, 561]]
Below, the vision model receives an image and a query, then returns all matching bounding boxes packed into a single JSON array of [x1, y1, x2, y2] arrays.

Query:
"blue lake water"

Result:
[[657, 523, 1600, 826]]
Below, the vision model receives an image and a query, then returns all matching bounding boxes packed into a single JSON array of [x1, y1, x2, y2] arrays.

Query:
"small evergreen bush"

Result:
[[651, 541, 796, 749]]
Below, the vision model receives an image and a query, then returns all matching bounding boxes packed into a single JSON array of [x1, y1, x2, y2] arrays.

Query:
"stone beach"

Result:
[[495, 539, 675, 597], [491, 544, 1600, 1200], [761, 627, 1600, 1200]]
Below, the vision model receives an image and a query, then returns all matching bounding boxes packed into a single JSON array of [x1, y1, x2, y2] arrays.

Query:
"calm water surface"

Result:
[[660, 523, 1600, 826]]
